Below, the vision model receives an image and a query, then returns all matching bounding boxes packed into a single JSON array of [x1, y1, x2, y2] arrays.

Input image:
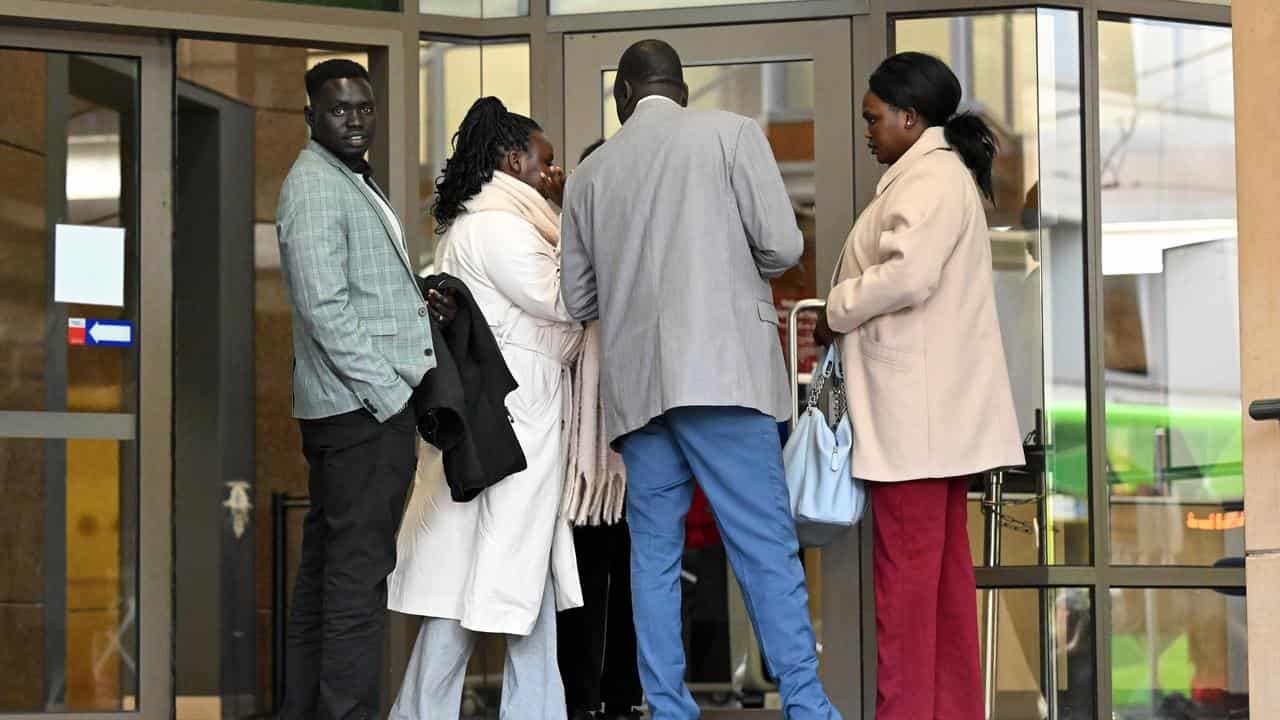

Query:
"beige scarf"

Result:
[[562, 322, 627, 527], [464, 170, 561, 246], [463, 172, 624, 526]]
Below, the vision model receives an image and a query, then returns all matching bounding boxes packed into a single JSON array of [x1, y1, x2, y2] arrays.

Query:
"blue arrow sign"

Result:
[[85, 320, 134, 347]]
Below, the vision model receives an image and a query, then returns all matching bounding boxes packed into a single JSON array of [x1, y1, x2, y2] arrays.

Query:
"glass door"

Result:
[[0, 26, 172, 720], [890, 8, 1245, 720], [563, 20, 859, 718]]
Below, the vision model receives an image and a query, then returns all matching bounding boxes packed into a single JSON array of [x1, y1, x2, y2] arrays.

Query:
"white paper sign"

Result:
[[54, 224, 125, 307]]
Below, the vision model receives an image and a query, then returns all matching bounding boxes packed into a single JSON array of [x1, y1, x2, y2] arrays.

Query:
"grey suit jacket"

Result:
[[560, 97, 802, 443], [277, 140, 436, 422]]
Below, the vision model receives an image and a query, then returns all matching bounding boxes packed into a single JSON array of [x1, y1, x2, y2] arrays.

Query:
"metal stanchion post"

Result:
[[983, 470, 1005, 720], [1153, 426, 1169, 496], [1041, 589, 1060, 720], [1029, 411, 1059, 719], [272, 492, 287, 715]]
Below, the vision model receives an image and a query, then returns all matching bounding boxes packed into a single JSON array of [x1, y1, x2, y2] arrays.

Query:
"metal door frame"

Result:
[[0, 25, 173, 720], [562, 21, 862, 719]]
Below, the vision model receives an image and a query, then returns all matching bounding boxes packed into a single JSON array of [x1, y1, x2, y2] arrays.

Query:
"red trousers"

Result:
[[869, 476, 983, 720]]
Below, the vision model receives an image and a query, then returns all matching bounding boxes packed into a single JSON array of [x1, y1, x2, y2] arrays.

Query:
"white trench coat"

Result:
[[387, 208, 585, 636]]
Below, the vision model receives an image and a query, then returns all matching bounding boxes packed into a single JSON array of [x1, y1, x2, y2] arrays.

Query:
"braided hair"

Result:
[[433, 97, 542, 234]]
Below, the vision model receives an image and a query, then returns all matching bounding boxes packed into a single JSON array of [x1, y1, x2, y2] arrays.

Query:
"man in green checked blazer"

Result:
[[276, 58, 454, 720]]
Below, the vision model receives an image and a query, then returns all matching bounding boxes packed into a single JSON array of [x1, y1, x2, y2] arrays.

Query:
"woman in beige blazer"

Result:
[[817, 53, 1024, 719]]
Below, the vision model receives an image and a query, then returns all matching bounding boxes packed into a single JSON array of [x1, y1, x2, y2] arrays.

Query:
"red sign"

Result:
[[67, 318, 86, 346]]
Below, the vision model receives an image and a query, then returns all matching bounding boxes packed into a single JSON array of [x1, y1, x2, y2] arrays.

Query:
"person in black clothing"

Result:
[[559, 521, 643, 720], [557, 138, 644, 720]]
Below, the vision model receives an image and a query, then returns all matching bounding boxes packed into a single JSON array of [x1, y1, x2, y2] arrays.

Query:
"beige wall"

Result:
[[1233, 1, 1280, 717]]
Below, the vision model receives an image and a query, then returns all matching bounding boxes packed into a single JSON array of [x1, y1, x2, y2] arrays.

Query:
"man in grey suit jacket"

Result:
[[276, 59, 453, 720], [560, 41, 840, 720]]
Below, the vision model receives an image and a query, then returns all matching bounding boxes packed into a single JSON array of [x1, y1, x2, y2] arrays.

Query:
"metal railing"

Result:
[[269, 493, 311, 716], [1248, 398, 1280, 421]]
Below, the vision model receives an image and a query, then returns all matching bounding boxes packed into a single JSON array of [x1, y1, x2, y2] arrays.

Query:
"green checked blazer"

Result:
[[277, 140, 436, 422]]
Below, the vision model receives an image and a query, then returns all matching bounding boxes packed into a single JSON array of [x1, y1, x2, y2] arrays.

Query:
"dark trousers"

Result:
[[557, 521, 643, 713], [280, 406, 418, 720]]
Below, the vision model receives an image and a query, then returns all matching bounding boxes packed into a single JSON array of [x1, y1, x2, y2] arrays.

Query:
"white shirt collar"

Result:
[[636, 95, 680, 109]]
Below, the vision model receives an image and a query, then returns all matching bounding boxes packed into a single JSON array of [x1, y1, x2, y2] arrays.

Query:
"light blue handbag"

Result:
[[783, 344, 867, 547]]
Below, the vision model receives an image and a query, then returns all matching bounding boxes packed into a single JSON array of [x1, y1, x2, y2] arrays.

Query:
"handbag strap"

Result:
[[806, 344, 848, 420], [806, 345, 838, 407]]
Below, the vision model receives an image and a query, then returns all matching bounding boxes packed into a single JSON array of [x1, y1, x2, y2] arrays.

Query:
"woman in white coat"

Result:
[[816, 53, 1024, 719], [388, 97, 584, 719]]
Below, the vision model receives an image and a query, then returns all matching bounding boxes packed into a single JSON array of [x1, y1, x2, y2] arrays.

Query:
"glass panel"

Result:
[[896, 9, 1089, 567], [553, 0, 805, 14], [1111, 588, 1248, 717], [0, 437, 138, 712], [177, 43, 371, 108], [0, 49, 140, 713], [599, 61, 818, 376], [1098, 18, 1241, 567], [0, 50, 140, 414], [176, 42, 371, 717], [267, 0, 399, 11], [599, 61, 819, 708], [420, 0, 527, 17], [420, 39, 531, 267], [978, 588, 1094, 719]]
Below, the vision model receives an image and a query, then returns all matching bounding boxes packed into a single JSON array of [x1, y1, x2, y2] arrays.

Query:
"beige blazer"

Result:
[[827, 127, 1023, 482]]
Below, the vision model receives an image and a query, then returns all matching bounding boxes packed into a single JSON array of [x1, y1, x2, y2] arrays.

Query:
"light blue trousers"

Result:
[[619, 406, 841, 720], [389, 576, 566, 720]]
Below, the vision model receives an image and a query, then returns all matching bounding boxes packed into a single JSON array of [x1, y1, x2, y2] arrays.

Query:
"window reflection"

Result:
[[267, 0, 399, 11], [1111, 588, 1248, 716], [601, 62, 818, 379], [0, 52, 137, 415], [1099, 18, 1241, 568], [896, 9, 1089, 567], [978, 588, 1094, 719], [0, 434, 137, 715], [553, 0, 805, 14], [419, 39, 530, 266], [420, 0, 527, 17], [0, 49, 140, 712]]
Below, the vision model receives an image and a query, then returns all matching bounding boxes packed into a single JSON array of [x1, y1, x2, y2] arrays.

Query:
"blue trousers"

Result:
[[618, 406, 840, 720]]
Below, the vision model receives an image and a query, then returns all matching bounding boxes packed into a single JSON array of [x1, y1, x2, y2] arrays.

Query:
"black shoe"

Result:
[[568, 709, 598, 720], [600, 708, 642, 720]]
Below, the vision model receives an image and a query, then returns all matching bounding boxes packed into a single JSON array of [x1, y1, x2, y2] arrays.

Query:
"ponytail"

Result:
[[433, 96, 541, 233], [870, 52, 999, 202], [944, 112, 998, 202]]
